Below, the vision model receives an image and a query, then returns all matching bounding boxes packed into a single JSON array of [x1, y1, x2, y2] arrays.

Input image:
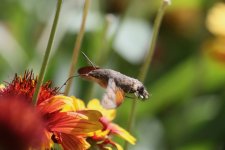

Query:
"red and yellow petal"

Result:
[[98, 139, 123, 150], [37, 95, 75, 114], [108, 123, 136, 145], [46, 111, 103, 135], [90, 129, 110, 140], [77, 110, 102, 121], [59, 133, 90, 150]]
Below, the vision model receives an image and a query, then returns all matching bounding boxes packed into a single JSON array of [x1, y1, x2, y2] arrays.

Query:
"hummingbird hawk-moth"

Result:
[[78, 53, 149, 109]]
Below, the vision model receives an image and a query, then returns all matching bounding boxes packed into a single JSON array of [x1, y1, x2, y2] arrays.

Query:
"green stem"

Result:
[[32, 0, 63, 105], [53, 143, 62, 150], [96, 14, 113, 65], [124, 0, 170, 149], [139, 0, 170, 82], [64, 0, 91, 95]]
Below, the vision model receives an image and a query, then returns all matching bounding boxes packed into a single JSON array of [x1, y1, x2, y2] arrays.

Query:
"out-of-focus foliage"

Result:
[[1, 0, 225, 150]]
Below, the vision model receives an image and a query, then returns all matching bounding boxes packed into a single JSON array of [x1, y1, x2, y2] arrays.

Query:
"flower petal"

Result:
[[71, 96, 86, 110], [77, 110, 102, 121], [47, 112, 103, 135], [100, 139, 123, 150], [60, 133, 90, 150], [113, 143, 123, 150], [38, 96, 75, 114], [90, 129, 110, 140], [87, 99, 116, 121], [102, 146, 113, 150], [109, 123, 136, 145]]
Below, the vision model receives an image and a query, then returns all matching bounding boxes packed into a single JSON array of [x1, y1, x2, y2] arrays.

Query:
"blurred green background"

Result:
[[1, 0, 225, 149]]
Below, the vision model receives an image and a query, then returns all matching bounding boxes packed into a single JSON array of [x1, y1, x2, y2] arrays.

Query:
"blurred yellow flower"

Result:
[[206, 2, 225, 36]]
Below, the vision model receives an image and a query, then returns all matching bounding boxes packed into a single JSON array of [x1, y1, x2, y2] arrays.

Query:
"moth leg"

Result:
[[134, 91, 139, 97], [125, 94, 136, 99]]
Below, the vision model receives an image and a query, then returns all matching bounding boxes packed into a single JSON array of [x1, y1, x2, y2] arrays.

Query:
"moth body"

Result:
[[79, 67, 149, 100], [78, 52, 150, 109]]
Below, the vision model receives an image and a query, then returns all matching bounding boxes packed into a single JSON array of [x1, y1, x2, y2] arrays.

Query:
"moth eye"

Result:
[[138, 86, 144, 93]]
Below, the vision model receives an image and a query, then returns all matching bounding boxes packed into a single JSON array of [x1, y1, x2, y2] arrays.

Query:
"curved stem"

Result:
[[32, 0, 63, 105], [124, 0, 171, 149], [139, 1, 170, 82], [64, 0, 91, 95]]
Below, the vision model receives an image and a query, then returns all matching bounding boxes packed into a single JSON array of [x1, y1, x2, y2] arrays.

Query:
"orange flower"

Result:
[[38, 95, 103, 150], [0, 70, 58, 104], [72, 98, 136, 150], [0, 71, 103, 150]]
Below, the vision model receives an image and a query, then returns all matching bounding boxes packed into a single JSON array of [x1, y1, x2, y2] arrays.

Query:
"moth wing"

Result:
[[77, 66, 99, 76], [115, 87, 125, 106], [78, 66, 107, 87], [101, 78, 125, 109]]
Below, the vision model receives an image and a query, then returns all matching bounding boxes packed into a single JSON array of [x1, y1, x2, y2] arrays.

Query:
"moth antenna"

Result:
[[57, 75, 81, 92], [81, 51, 97, 68]]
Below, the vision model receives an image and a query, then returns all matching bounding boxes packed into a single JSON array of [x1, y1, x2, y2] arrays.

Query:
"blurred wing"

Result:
[[101, 78, 125, 109]]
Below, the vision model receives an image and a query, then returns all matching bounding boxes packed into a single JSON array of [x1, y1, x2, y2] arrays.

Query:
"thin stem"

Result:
[[124, 0, 171, 149], [64, 0, 91, 95], [53, 143, 62, 150], [139, 1, 170, 82], [32, 0, 63, 105], [84, 0, 132, 100], [96, 14, 113, 65]]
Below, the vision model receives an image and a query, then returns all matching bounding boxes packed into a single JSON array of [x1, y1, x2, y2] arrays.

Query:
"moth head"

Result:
[[137, 85, 149, 99]]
